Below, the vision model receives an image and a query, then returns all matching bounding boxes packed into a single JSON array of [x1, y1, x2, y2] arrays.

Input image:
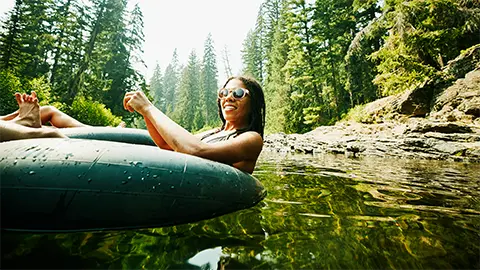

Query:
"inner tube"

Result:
[[61, 127, 156, 146], [0, 138, 266, 232]]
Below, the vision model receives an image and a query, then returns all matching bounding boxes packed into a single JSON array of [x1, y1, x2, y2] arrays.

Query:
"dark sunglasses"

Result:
[[218, 88, 250, 100]]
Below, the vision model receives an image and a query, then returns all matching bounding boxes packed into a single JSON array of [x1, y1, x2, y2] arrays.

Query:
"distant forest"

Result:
[[1, 0, 479, 133]]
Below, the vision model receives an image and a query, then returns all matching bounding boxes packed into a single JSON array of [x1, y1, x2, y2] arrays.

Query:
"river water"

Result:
[[2, 152, 479, 269]]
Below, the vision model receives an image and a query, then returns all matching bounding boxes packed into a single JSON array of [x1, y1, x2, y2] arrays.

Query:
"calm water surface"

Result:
[[2, 153, 480, 269]]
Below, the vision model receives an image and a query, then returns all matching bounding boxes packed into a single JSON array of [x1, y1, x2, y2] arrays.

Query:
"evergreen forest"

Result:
[[1, 0, 479, 134]]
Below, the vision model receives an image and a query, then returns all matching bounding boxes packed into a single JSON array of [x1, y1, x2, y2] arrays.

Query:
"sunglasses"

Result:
[[218, 88, 250, 100]]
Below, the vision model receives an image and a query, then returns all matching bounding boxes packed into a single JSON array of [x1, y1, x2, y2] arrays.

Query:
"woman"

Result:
[[124, 76, 265, 174]]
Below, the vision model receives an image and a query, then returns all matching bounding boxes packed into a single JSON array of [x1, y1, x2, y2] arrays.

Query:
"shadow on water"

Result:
[[2, 152, 480, 269]]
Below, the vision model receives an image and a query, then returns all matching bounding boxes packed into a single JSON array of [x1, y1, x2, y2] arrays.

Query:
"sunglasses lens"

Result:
[[218, 88, 248, 99], [218, 89, 228, 98], [233, 88, 245, 99]]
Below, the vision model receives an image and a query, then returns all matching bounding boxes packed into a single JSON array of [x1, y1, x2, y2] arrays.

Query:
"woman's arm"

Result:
[[124, 91, 263, 169], [143, 105, 263, 164], [144, 116, 173, 150], [124, 92, 172, 150]]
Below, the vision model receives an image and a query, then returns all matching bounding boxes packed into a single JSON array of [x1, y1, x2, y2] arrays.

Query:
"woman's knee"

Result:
[[40, 105, 58, 117]]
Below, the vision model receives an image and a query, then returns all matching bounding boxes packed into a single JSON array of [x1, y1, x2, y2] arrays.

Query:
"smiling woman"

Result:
[[123, 76, 266, 173]]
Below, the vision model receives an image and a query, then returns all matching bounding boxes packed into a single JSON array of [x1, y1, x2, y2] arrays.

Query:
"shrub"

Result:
[[0, 70, 22, 115], [70, 96, 122, 126], [342, 104, 369, 123], [24, 76, 52, 106]]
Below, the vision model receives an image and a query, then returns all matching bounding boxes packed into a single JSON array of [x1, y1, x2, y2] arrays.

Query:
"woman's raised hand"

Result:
[[123, 91, 154, 115]]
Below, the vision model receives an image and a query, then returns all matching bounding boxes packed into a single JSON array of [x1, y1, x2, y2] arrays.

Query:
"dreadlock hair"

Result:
[[217, 76, 266, 138]]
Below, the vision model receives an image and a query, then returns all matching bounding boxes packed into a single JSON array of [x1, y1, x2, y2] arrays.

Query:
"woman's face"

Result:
[[220, 79, 251, 125]]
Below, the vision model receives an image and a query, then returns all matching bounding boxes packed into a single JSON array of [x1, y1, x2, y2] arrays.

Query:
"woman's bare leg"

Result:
[[0, 110, 19, 121], [0, 93, 66, 142], [39, 106, 89, 128], [0, 121, 66, 142], [3, 91, 88, 128]]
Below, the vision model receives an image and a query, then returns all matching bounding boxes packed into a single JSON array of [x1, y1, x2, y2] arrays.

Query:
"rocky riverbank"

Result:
[[263, 119, 480, 162], [264, 45, 480, 162]]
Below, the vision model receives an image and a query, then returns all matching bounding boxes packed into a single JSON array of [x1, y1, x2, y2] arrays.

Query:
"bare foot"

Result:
[[12, 91, 42, 128], [116, 121, 126, 128]]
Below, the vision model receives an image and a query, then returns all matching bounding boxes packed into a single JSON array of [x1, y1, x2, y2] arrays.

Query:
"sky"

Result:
[[0, 0, 264, 84]]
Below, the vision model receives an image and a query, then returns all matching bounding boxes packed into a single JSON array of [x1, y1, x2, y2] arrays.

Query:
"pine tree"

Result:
[[241, 29, 263, 80], [49, 0, 87, 99], [264, 1, 290, 133], [66, 0, 132, 103], [103, 2, 145, 116], [163, 49, 180, 115], [0, 0, 24, 73], [345, 0, 382, 107], [49, 0, 81, 88], [282, 0, 319, 132], [200, 33, 219, 127], [173, 50, 201, 131], [0, 0, 54, 78], [150, 62, 164, 110]]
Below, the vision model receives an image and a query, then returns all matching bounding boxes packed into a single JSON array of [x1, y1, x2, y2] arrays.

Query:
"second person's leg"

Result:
[[39, 106, 89, 128]]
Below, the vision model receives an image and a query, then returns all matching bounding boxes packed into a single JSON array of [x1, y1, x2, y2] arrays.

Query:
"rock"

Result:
[[442, 44, 480, 81], [423, 132, 480, 142], [398, 79, 438, 117], [405, 122, 473, 134], [356, 45, 480, 124], [430, 69, 480, 122], [263, 118, 480, 162]]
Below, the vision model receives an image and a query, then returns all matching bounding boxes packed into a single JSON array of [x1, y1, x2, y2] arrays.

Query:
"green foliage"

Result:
[[162, 49, 180, 115], [372, 41, 437, 95], [341, 103, 369, 122], [23, 76, 52, 106], [69, 95, 122, 126], [150, 62, 164, 111], [372, 0, 480, 96], [264, 2, 290, 134], [172, 51, 202, 132], [200, 33, 220, 127], [131, 116, 147, 129], [0, 0, 146, 112], [0, 70, 22, 115], [243, 0, 479, 134], [345, 5, 383, 108], [0, 0, 145, 126], [194, 125, 217, 134]]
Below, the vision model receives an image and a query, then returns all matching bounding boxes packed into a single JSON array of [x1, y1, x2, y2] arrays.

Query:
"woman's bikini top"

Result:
[[200, 129, 238, 144]]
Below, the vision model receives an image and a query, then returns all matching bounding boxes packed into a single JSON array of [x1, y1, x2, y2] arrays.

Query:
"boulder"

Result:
[[430, 69, 480, 122], [360, 45, 480, 123]]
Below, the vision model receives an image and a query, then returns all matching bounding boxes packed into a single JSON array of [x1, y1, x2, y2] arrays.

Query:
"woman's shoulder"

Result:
[[236, 130, 263, 139], [234, 131, 264, 145]]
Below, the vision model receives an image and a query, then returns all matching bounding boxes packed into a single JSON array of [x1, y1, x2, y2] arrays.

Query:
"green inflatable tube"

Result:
[[0, 138, 266, 232], [61, 127, 156, 146]]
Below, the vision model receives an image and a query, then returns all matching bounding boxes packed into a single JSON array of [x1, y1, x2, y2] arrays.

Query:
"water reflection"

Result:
[[2, 152, 479, 269]]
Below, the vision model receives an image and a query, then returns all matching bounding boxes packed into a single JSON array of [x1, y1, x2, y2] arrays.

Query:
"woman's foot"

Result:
[[12, 91, 42, 128]]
